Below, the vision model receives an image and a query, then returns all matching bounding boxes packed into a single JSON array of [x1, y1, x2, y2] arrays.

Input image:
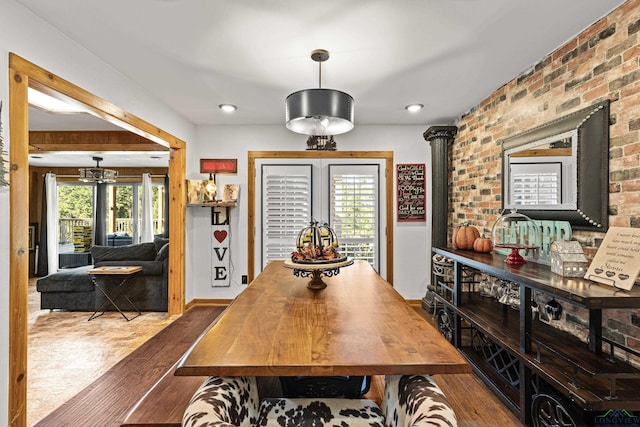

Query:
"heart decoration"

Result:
[[605, 271, 615, 278], [594, 268, 603, 274], [619, 274, 630, 281], [214, 230, 228, 243]]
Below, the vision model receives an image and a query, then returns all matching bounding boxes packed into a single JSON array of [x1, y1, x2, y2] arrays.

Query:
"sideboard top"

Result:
[[434, 247, 640, 308]]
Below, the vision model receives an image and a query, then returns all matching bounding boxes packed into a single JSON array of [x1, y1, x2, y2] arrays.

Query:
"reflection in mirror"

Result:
[[502, 100, 609, 231], [505, 129, 577, 211]]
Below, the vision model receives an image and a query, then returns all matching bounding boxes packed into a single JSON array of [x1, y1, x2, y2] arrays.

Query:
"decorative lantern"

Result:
[[549, 241, 587, 277], [491, 209, 539, 265], [292, 220, 342, 262]]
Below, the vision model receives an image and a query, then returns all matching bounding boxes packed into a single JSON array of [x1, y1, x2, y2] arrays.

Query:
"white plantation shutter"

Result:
[[261, 164, 312, 267], [329, 164, 379, 270], [510, 162, 561, 207]]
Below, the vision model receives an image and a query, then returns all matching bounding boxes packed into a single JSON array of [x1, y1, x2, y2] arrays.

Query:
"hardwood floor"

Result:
[[27, 277, 175, 426]]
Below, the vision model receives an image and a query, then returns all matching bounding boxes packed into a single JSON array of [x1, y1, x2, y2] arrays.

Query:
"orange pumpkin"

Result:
[[452, 222, 480, 250], [473, 236, 493, 253]]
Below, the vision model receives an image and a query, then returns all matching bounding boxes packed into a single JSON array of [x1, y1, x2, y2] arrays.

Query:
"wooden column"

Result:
[[422, 126, 457, 310]]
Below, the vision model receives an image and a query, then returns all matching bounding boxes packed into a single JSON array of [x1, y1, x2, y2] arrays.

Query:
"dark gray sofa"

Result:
[[36, 237, 169, 312]]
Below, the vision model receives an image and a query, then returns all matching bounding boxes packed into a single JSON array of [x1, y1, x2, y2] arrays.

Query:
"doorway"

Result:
[[8, 54, 187, 426], [247, 150, 394, 284]]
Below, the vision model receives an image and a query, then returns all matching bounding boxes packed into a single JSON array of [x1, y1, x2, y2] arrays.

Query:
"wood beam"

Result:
[[29, 130, 166, 152]]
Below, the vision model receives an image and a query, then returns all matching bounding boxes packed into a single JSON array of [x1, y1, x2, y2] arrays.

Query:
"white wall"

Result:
[[187, 124, 432, 302], [0, 1, 195, 423]]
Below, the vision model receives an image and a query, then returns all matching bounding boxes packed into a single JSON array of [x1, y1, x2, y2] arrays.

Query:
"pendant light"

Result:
[[79, 156, 118, 183], [285, 49, 354, 136]]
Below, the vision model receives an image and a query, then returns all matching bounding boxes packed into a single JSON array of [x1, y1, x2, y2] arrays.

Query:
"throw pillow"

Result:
[[153, 236, 170, 254], [155, 243, 169, 261]]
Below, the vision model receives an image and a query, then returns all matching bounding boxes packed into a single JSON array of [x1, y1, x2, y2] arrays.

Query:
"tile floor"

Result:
[[27, 277, 174, 426]]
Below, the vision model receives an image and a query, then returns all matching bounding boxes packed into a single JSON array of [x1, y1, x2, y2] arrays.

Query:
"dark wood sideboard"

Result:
[[432, 247, 640, 426]]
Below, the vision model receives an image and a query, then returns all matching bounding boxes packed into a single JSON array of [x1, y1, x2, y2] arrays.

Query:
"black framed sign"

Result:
[[396, 163, 426, 222]]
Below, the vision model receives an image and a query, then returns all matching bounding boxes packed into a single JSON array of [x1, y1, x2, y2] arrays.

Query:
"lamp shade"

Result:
[[285, 88, 354, 136]]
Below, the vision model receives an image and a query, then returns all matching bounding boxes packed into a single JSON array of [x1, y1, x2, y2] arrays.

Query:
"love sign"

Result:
[[211, 224, 230, 287]]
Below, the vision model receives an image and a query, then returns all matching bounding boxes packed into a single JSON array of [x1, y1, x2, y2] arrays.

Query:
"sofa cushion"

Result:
[[36, 265, 95, 293], [91, 242, 157, 262], [154, 236, 170, 254], [155, 243, 169, 261], [258, 398, 385, 427]]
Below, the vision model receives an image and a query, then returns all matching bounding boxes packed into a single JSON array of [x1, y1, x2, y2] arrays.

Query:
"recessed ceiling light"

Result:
[[219, 104, 237, 113], [405, 104, 424, 113]]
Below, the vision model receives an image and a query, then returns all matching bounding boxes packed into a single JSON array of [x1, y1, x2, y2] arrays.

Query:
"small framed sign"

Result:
[[200, 158, 237, 174], [585, 226, 640, 290], [396, 163, 426, 222]]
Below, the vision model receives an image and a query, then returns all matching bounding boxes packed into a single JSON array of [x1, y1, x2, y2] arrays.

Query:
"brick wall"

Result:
[[448, 0, 640, 364]]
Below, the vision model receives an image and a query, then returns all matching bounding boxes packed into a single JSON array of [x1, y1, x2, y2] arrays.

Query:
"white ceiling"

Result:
[[20, 0, 625, 165]]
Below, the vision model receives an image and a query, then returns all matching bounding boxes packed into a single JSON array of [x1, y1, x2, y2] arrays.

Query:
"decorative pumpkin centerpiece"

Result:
[[286, 220, 352, 290], [291, 220, 345, 263], [452, 222, 480, 250]]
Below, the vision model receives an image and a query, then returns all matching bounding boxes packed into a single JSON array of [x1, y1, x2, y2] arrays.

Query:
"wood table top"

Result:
[[88, 266, 143, 275], [175, 260, 470, 377]]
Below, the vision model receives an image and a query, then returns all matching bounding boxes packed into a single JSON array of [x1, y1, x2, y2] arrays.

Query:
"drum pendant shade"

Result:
[[286, 89, 354, 136], [285, 49, 354, 136]]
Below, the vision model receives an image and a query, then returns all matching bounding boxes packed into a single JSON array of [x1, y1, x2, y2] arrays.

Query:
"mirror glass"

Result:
[[502, 100, 609, 231]]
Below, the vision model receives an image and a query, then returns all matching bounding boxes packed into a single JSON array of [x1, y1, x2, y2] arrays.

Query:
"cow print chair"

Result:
[[182, 374, 457, 427]]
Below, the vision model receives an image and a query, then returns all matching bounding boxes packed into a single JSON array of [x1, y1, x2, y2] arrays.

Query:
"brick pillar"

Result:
[[422, 126, 457, 310]]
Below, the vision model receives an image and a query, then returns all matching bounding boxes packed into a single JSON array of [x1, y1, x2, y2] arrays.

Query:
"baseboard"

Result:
[[185, 298, 233, 310]]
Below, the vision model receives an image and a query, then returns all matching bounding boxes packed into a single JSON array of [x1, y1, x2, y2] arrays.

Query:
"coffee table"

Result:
[[88, 266, 143, 321]]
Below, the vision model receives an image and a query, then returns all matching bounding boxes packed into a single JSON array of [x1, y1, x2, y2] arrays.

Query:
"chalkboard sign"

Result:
[[396, 163, 426, 222]]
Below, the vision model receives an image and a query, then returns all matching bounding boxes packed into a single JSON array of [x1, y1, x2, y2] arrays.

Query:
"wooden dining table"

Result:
[[175, 260, 470, 377]]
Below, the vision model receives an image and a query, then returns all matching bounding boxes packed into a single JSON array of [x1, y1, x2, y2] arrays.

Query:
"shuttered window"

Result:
[[510, 162, 561, 206], [261, 164, 312, 266], [329, 165, 379, 270]]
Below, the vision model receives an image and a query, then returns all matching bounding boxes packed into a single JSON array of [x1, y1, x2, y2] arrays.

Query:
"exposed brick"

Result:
[[588, 24, 616, 48], [607, 35, 637, 59], [610, 132, 637, 148], [534, 56, 552, 72], [603, 329, 626, 346], [532, 84, 550, 98], [511, 88, 527, 102], [631, 216, 640, 228], [556, 97, 580, 114], [607, 318, 640, 337], [544, 66, 568, 84], [594, 56, 622, 76], [561, 43, 588, 64], [516, 68, 535, 85], [609, 69, 640, 91], [565, 72, 592, 90], [629, 18, 640, 36], [610, 167, 640, 182], [630, 118, 640, 131]]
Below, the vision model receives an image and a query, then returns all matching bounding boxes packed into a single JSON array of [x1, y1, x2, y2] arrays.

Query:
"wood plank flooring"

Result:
[[27, 279, 176, 426], [33, 305, 225, 426]]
